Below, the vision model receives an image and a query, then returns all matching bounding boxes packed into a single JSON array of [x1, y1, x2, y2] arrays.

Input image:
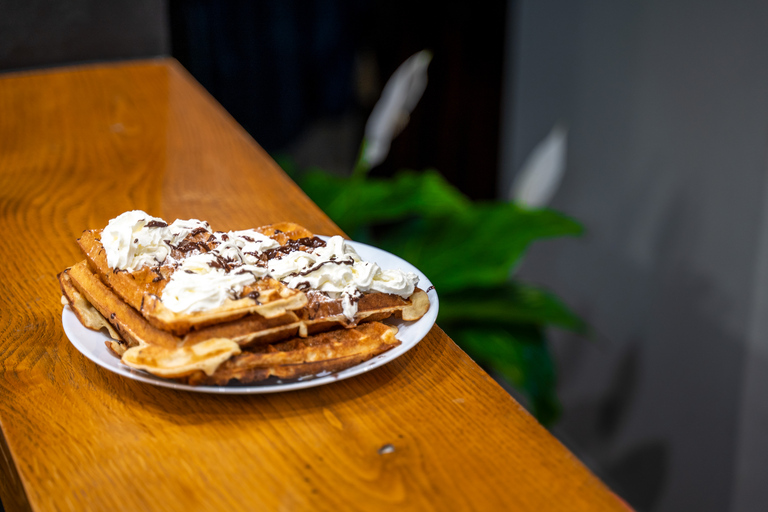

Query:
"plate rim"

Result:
[[61, 238, 438, 394]]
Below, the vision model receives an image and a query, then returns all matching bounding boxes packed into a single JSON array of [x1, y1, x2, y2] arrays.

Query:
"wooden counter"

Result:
[[0, 59, 629, 511]]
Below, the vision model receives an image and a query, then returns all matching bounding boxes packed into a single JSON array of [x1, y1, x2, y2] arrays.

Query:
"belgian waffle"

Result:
[[60, 262, 401, 383], [59, 213, 429, 384], [78, 228, 307, 335]]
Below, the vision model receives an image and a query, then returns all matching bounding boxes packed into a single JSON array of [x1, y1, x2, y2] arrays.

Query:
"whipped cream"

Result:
[[274, 236, 419, 319], [160, 230, 276, 314], [101, 211, 419, 319], [209, 229, 279, 266], [101, 210, 209, 271], [161, 253, 261, 314]]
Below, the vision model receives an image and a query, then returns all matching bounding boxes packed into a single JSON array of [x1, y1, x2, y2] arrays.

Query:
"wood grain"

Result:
[[0, 59, 630, 512]]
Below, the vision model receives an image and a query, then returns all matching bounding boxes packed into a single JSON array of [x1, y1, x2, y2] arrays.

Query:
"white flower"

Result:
[[360, 50, 432, 170], [510, 123, 568, 207]]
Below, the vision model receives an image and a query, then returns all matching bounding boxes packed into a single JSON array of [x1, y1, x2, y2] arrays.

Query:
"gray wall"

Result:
[[502, 1, 768, 511]]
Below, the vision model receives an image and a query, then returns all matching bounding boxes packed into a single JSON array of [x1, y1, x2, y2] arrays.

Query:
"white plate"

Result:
[[61, 239, 438, 393]]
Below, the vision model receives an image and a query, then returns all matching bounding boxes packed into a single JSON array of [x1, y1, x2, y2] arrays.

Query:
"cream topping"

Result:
[[101, 210, 209, 271], [276, 236, 418, 319], [101, 211, 419, 319], [160, 253, 259, 314]]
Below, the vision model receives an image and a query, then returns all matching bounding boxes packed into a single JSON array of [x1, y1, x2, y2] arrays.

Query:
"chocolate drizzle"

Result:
[[300, 237, 327, 249], [206, 253, 241, 273], [347, 289, 362, 305], [151, 267, 164, 282], [145, 220, 168, 228], [176, 239, 210, 255], [294, 258, 353, 277], [262, 237, 327, 261]]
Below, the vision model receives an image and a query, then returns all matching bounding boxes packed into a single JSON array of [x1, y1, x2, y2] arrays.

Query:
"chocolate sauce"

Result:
[[295, 258, 353, 277], [176, 239, 210, 255], [294, 281, 311, 292], [262, 237, 327, 261], [145, 220, 168, 228], [301, 237, 327, 249], [208, 254, 232, 271]]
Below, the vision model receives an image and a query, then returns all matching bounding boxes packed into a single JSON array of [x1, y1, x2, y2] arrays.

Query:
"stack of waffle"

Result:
[[59, 211, 429, 385]]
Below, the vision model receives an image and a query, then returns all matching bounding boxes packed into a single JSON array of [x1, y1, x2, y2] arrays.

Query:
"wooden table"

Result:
[[0, 59, 629, 512]]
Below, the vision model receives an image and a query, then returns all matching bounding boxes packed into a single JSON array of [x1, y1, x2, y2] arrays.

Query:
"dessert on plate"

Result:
[[59, 211, 430, 385]]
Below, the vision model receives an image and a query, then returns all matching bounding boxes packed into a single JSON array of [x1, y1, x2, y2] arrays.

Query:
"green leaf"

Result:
[[438, 282, 588, 334], [289, 163, 584, 427], [451, 325, 560, 425], [297, 169, 470, 234], [376, 203, 583, 292]]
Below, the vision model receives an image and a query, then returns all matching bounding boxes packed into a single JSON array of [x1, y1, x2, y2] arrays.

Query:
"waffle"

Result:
[[77, 221, 429, 338], [183, 321, 399, 385], [60, 213, 430, 384], [60, 263, 400, 383], [60, 260, 303, 355], [78, 228, 307, 335]]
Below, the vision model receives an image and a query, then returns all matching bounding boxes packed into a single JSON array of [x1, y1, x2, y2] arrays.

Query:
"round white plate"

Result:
[[61, 239, 438, 393]]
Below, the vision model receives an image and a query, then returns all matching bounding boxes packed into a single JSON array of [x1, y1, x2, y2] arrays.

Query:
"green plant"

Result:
[[278, 52, 586, 425]]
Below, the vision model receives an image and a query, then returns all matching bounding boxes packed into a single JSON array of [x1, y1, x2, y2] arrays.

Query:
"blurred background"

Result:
[[3, 1, 768, 511]]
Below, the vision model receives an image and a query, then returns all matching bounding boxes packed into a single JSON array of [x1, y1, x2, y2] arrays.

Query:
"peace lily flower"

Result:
[[509, 123, 568, 208], [354, 50, 432, 175]]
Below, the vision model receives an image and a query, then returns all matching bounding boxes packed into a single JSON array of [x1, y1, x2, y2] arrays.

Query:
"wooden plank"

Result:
[[0, 59, 630, 511]]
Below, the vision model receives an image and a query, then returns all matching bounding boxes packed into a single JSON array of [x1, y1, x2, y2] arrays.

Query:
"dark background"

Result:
[[167, 1, 505, 199]]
